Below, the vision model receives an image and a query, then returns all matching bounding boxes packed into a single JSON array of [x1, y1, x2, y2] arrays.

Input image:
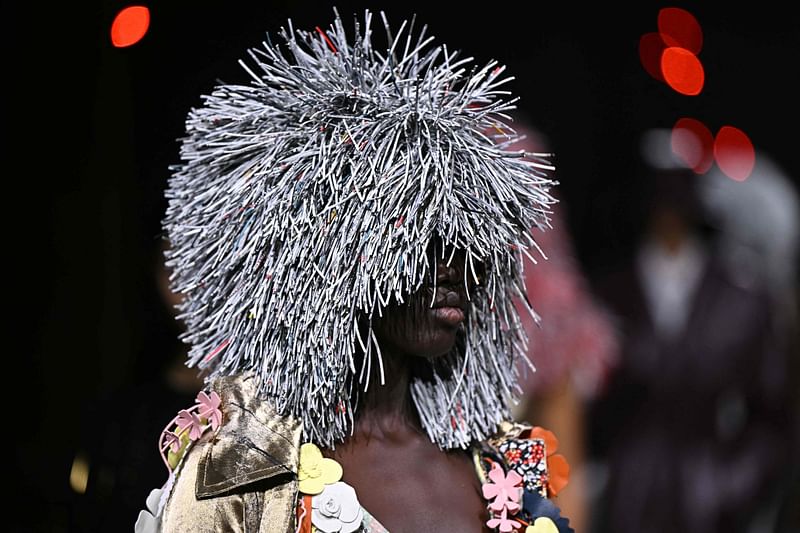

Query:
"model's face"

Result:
[[372, 240, 484, 359]]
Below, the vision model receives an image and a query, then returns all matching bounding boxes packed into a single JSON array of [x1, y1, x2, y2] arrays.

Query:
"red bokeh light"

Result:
[[714, 126, 755, 181], [639, 32, 667, 82], [661, 47, 704, 95], [658, 7, 703, 54], [111, 6, 150, 48], [671, 118, 714, 174]]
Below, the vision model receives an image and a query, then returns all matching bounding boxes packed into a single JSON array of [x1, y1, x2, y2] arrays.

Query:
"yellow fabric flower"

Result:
[[526, 517, 558, 533], [298, 443, 343, 495]]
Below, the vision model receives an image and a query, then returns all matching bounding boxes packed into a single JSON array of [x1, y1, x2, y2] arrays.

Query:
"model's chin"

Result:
[[370, 305, 465, 358], [410, 326, 460, 359]]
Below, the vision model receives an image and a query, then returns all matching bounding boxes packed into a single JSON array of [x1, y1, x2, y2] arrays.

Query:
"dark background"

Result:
[[7, 1, 798, 530]]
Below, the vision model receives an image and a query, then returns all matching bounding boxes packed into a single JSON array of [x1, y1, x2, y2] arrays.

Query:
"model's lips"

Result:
[[431, 305, 465, 326], [430, 288, 466, 326]]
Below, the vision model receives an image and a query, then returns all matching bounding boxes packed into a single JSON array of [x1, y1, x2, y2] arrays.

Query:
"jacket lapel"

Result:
[[195, 373, 303, 498]]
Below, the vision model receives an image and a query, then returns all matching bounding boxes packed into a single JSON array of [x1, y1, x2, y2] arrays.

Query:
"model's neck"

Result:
[[353, 346, 423, 439]]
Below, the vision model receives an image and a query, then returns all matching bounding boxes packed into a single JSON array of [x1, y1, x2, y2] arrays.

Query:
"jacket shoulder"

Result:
[[136, 373, 302, 533]]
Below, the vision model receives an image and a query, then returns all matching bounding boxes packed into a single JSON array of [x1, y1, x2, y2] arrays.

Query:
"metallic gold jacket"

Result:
[[160, 374, 302, 532]]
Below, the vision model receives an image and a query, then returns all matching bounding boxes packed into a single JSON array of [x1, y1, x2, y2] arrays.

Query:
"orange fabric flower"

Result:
[[529, 427, 570, 497]]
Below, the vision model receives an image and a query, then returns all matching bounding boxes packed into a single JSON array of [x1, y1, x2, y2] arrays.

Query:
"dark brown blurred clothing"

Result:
[[589, 243, 793, 533]]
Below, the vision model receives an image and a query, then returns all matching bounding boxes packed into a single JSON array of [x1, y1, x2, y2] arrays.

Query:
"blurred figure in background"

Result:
[[511, 121, 621, 532], [697, 148, 800, 532], [588, 130, 794, 533]]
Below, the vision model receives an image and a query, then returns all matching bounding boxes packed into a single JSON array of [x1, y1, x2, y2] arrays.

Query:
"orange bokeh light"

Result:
[[111, 6, 150, 48], [639, 32, 667, 82], [671, 118, 714, 174], [661, 47, 704, 95], [658, 7, 703, 54], [714, 126, 755, 181]]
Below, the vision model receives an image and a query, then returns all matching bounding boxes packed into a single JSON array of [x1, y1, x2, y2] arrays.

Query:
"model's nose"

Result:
[[436, 260, 459, 285]]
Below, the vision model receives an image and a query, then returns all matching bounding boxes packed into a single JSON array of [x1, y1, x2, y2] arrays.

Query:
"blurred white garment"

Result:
[[698, 151, 799, 318], [636, 236, 707, 340]]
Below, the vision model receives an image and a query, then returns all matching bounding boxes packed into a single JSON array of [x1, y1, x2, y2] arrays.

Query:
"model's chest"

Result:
[[328, 443, 491, 533]]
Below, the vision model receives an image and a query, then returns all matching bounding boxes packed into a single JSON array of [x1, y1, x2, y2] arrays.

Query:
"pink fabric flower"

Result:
[[196, 391, 222, 430], [175, 409, 204, 440], [482, 462, 522, 512], [161, 430, 181, 453], [486, 507, 521, 532]]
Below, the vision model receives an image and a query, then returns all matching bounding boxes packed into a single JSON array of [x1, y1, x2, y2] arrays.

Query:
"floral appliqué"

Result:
[[485, 426, 574, 533], [298, 442, 343, 494], [526, 517, 560, 533], [483, 462, 523, 531], [296, 443, 364, 533], [134, 487, 164, 533], [483, 462, 523, 512], [134, 389, 223, 532], [499, 426, 569, 497], [158, 390, 223, 470], [312, 482, 364, 533], [527, 427, 569, 497]]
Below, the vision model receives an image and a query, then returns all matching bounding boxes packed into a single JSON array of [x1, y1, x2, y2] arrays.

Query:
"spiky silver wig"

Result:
[[163, 9, 557, 449]]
